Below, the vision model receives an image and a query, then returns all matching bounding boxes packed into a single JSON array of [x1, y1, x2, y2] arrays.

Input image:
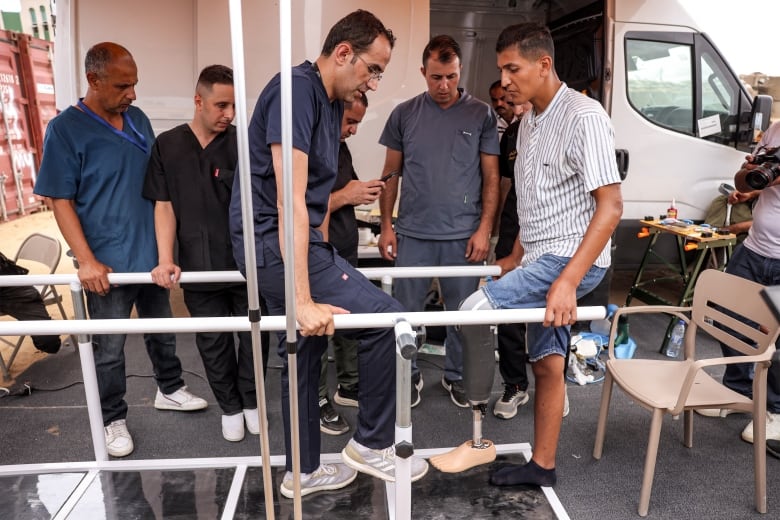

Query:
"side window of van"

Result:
[[625, 38, 694, 134], [625, 32, 754, 151]]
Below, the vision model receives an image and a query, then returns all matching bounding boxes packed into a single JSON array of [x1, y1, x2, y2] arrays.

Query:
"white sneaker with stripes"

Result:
[[341, 438, 429, 482], [279, 463, 357, 498]]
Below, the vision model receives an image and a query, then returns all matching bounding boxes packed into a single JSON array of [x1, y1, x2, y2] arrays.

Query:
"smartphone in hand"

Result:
[[380, 170, 399, 182]]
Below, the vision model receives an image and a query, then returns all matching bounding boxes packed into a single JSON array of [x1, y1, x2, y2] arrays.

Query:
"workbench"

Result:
[[625, 218, 737, 352]]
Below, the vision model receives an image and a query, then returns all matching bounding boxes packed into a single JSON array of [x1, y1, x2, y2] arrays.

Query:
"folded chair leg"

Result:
[[638, 408, 664, 517], [593, 370, 614, 459], [0, 351, 9, 379]]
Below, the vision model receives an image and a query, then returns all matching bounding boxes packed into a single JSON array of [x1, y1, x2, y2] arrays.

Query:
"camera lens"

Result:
[[745, 165, 780, 190]]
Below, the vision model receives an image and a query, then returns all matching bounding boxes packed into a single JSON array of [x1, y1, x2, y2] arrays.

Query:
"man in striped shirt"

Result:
[[457, 23, 622, 487]]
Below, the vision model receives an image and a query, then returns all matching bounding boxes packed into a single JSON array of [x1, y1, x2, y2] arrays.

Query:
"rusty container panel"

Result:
[[0, 30, 53, 222]]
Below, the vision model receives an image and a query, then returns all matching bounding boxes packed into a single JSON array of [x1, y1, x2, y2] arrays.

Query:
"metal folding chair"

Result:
[[0, 233, 71, 378]]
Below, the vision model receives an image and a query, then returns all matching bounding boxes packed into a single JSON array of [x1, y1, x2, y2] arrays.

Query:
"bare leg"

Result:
[[490, 354, 563, 487]]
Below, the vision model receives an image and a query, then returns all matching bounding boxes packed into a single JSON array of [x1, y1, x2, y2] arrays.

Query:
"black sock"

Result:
[[489, 459, 557, 487]]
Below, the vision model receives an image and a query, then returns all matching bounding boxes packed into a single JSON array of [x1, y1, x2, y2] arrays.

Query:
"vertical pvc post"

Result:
[[275, 0, 303, 516], [382, 274, 393, 296], [70, 281, 107, 462], [228, 1, 277, 518], [394, 319, 416, 519]]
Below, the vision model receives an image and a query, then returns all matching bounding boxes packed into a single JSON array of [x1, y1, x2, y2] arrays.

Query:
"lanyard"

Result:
[[76, 99, 149, 154]]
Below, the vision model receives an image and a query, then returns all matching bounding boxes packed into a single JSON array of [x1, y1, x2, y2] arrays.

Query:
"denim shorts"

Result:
[[482, 253, 606, 361]]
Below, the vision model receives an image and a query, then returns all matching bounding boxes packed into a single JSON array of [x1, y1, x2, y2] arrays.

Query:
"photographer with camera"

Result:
[[697, 120, 780, 457]]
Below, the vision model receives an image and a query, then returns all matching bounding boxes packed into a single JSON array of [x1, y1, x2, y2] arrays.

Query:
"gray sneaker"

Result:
[[279, 463, 357, 498], [341, 438, 429, 482], [493, 384, 530, 420]]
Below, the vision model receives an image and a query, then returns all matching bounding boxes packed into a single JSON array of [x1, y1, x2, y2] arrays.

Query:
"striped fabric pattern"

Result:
[[514, 83, 621, 268]]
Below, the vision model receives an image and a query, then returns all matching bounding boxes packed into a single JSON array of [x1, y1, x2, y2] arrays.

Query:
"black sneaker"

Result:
[[768, 439, 780, 460], [411, 373, 423, 408], [333, 385, 358, 408], [441, 376, 469, 408], [319, 397, 349, 435]]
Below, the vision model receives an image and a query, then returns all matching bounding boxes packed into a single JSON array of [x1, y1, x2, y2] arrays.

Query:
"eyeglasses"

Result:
[[354, 54, 383, 82]]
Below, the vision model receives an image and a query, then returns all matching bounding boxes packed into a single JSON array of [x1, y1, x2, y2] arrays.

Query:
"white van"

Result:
[[430, 0, 771, 266], [54, 0, 771, 267]]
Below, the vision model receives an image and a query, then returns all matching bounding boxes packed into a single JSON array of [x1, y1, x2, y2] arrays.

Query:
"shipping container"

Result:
[[0, 30, 55, 222]]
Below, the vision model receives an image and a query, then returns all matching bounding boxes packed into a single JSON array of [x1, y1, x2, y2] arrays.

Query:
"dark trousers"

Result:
[[0, 285, 61, 353], [495, 187, 530, 390], [258, 241, 402, 473], [720, 244, 780, 412], [86, 284, 184, 425], [497, 323, 529, 390], [183, 284, 270, 414]]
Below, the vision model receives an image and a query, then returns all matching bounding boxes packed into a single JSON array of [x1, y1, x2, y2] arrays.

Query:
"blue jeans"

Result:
[[482, 254, 606, 361], [86, 284, 184, 425], [394, 235, 480, 381], [720, 244, 780, 412]]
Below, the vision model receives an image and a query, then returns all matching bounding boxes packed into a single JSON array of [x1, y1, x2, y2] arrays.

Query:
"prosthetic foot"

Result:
[[431, 291, 498, 473]]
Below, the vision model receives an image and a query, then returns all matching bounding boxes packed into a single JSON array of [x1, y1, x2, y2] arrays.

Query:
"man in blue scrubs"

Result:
[[34, 42, 207, 458], [230, 10, 428, 498]]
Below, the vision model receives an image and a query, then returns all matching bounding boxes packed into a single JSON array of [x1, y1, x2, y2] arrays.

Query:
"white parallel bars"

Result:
[[0, 266, 606, 520]]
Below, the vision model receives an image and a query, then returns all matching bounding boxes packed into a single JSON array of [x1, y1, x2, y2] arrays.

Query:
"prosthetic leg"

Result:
[[430, 290, 498, 473]]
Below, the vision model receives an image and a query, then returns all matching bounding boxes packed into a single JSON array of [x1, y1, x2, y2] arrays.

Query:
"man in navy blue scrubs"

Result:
[[230, 10, 428, 498]]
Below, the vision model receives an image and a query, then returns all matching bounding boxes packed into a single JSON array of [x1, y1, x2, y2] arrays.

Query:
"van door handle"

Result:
[[615, 149, 629, 180]]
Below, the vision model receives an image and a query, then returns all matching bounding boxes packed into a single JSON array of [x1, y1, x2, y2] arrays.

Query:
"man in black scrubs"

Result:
[[144, 65, 269, 443]]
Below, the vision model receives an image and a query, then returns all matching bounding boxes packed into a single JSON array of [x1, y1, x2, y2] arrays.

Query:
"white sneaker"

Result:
[[243, 408, 260, 435], [154, 386, 208, 411], [279, 463, 357, 498], [341, 438, 429, 483], [222, 413, 245, 442], [741, 411, 780, 444], [562, 386, 570, 418], [696, 407, 742, 418], [104, 419, 133, 457]]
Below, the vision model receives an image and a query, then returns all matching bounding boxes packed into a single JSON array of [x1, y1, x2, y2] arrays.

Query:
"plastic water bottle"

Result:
[[666, 319, 685, 358]]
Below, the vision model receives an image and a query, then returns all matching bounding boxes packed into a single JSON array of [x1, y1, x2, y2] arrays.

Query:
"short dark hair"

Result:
[[496, 23, 555, 62], [422, 35, 461, 67], [85, 42, 132, 77], [355, 91, 369, 108], [197, 64, 233, 93], [489, 79, 502, 91], [321, 10, 396, 57]]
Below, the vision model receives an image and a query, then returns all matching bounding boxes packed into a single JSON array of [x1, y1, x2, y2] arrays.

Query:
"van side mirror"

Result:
[[750, 94, 773, 135]]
